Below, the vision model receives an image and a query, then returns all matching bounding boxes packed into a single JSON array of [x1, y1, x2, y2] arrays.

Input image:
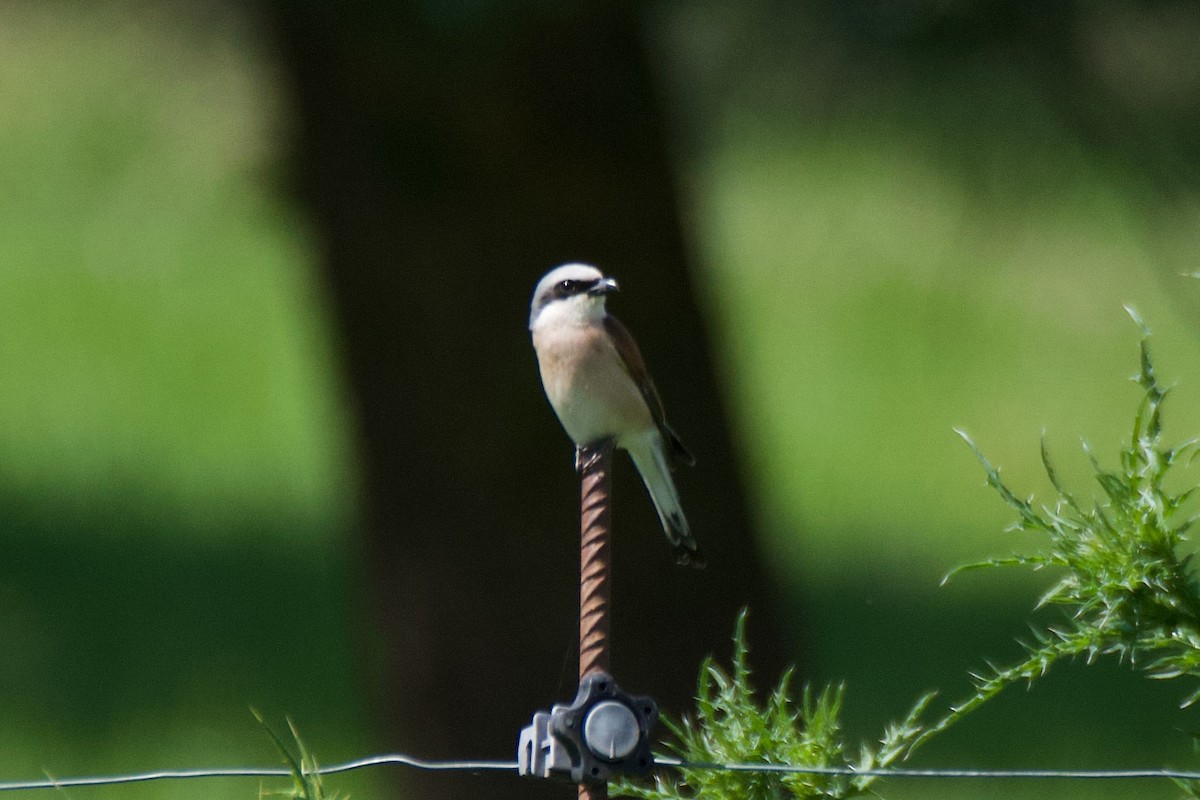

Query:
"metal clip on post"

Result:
[[518, 671, 657, 784]]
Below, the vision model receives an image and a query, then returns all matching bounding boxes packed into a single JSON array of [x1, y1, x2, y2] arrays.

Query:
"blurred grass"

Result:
[[4, 2, 1200, 800], [0, 1, 352, 540], [0, 532, 379, 800], [693, 123, 1200, 581], [0, 3, 376, 799]]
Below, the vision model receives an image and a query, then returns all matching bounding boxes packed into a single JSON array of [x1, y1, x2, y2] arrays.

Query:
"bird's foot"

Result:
[[575, 439, 615, 473]]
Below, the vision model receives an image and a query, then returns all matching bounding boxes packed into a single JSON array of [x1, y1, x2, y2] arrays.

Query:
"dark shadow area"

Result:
[[0, 505, 366, 757]]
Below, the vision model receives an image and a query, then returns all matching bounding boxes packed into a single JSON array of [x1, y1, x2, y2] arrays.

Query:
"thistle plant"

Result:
[[613, 610, 933, 800], [917, 311, 1200, 748]]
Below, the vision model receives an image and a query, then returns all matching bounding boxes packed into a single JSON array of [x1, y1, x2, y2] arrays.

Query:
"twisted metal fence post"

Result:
[[578, 439, 614, 799]]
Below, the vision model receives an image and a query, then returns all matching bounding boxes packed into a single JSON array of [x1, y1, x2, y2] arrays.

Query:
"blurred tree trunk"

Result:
[[262, 3, 791, 797]]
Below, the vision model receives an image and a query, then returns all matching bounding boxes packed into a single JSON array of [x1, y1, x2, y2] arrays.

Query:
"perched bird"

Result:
[[529, 263, 704, 568]]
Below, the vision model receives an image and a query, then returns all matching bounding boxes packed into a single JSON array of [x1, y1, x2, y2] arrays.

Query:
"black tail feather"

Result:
[[664, 424, 695, 468], [666, 510, 705, 569]]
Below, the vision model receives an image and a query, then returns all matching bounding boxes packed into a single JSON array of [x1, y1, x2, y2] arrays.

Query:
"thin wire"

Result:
[[658, 757, 1200, 781], [0, 756, 517, 792], [4, 754, 1200, 792]]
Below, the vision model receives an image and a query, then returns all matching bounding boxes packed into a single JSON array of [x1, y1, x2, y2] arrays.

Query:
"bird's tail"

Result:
[[628, 434, 705, 568]]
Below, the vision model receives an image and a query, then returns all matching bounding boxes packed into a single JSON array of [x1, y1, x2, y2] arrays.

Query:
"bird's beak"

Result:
[[589, 277, 619, 296]]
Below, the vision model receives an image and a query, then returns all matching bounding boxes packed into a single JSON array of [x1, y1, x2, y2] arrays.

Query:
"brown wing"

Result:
[[604, 315, 695, 467]]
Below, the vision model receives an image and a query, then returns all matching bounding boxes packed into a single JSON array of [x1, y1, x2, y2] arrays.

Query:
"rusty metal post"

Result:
[[577, 440, 614, 800]]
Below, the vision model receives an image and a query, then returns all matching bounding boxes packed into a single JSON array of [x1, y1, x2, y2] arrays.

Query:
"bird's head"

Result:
[[529, 263, 619, 330]]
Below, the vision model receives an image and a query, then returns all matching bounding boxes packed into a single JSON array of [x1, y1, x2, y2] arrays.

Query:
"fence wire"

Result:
[[3, 755, 1200, 792]]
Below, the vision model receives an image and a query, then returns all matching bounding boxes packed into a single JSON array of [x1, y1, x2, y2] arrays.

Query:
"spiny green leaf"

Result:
[[943, 319, 1200, 739], [614, 612, 934, 800]]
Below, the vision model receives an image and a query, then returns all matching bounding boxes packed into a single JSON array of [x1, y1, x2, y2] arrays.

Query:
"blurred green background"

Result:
[[0, 3, 375, 798], [3, 1, 1200, 799]]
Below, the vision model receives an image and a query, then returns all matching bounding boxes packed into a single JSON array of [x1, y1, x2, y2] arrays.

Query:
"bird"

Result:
[[529, 263, 704, 568]]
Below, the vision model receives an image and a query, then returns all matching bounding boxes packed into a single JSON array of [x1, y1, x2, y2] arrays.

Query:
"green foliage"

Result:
[[922, 313, 1200, 751], [613, 611, 933, 800], [253, 711, 344, 800]]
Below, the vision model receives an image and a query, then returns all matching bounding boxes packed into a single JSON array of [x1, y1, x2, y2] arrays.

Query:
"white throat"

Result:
[[531, 294, 607, 331]]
